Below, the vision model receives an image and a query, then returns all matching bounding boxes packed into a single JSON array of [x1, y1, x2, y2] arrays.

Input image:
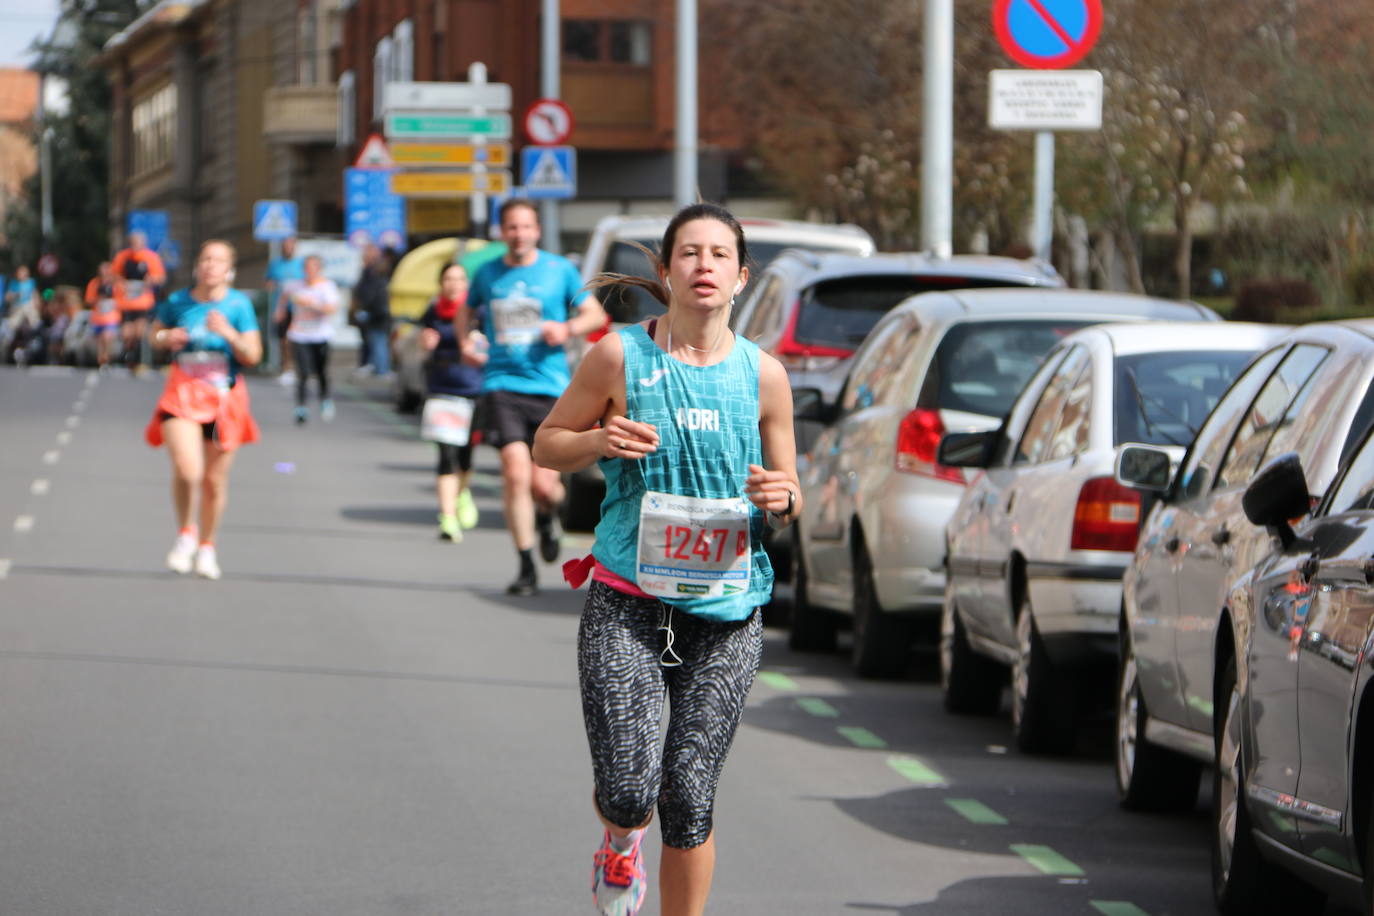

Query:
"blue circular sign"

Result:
[[993, 0, 1102, 69]]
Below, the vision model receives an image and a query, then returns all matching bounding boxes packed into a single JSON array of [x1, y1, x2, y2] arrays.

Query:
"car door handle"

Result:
[[1166, 536, 1181, 553], [1300, 553, 1320, 583], [1211, 527, 1230, 546]]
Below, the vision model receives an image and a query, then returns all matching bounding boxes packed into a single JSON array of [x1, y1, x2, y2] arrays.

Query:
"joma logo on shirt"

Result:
[[676, 407, 720, 431]]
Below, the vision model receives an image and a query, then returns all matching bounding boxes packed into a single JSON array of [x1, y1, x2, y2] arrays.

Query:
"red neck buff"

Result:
[[434, 293, 465, 321]]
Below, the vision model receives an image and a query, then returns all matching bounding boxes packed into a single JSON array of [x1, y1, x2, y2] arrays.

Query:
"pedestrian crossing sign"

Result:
[[252, 199, 298, 241], [521, 145, 576, 200]]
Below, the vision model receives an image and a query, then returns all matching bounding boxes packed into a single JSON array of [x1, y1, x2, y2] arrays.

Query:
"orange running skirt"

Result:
[[145, 364, 260, 452]]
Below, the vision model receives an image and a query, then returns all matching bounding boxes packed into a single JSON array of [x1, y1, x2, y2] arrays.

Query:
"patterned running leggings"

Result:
[[578, 580, 763, 850]]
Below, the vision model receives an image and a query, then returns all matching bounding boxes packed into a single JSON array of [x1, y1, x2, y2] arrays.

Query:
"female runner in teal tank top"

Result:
[[534, 204, 800, 916]]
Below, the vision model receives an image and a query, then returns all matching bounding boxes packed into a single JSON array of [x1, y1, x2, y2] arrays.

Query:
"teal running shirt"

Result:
[[593, 324, 774, 621]]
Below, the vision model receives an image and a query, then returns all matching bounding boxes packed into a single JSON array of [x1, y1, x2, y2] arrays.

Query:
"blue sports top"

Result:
[[469, 251, 587, 397], [593, 324, 774, 621], [156, 288, 259, 383]]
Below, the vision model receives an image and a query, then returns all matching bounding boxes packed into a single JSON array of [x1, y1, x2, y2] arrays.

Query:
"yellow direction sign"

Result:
[[390, 169, 512, 197], [391, 142, 511, 166]]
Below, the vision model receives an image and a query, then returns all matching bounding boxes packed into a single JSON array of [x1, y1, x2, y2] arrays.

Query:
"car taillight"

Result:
[[774, 299, 852, 372], [1071, 477, 1142, 552], [895, 408, 964, 483]]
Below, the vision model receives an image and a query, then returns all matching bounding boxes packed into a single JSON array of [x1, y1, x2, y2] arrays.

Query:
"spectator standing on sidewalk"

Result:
[[463, 198, 606, 596], [112, 231, 166, 374], [351, 244, 392, 378], [287, 254, 341, 424], [266, 236, 305, 384], [85, 261, 121, 369]]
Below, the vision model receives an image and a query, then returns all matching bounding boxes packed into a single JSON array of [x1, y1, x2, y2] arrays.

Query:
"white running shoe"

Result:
[[166, 532, 197, 574], [278, 370, 297, 387], [321, 398, 336, 422], [194, 545, 222, 580]]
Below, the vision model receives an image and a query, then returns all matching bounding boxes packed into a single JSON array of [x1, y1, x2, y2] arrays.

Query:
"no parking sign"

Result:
[[993, 0, 1102, 69]]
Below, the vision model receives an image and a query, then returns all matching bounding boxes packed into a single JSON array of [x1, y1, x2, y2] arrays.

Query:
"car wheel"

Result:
[[851, 540, 912, 679], [941, 599, 1004, 715], [1011, 594, 1075, 754], [1116, 631, 1201, 811], [788, 528, 836, 652], [1211, 654, 1266, 913]]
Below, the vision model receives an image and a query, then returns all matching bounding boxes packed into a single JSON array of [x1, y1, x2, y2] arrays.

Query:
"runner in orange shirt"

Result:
[[84, 261, 121, 369], [112, 231, 167, 373]]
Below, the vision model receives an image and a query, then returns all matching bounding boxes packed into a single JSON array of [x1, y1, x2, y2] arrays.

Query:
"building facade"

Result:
[[0, 68, 40, 247]]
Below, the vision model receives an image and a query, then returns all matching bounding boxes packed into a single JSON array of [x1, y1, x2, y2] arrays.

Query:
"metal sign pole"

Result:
[[922, 0, 953, 259], [674, 0, 697, 207], [1032, 131, 1055, 262], [539, 0, 561, 252], [267, 238, 282, 371]]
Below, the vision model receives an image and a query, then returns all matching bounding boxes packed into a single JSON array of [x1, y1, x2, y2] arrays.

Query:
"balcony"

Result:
[[263, 85, 338, 145]]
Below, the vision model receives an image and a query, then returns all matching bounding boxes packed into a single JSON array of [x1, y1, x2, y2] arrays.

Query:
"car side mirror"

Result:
[[793, 388, 837, 425], [1242, 452, 1311, 549], [938, 430, 997, 469], [1115, 444, 1173, 492]]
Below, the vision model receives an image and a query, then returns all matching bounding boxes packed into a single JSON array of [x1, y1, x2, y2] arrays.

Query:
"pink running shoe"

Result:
[[591, 829, 647, 916]]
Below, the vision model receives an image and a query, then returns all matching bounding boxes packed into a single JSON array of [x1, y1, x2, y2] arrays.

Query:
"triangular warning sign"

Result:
[[527, 149, 569, 189], [255, 204, 294, 237], [355, 132, 394, 169]]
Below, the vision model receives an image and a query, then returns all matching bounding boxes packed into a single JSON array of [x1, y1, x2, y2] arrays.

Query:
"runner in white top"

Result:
[[286, 254, 341, 424]]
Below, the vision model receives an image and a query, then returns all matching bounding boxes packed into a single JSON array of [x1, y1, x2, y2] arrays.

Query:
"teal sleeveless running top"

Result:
[[592, 324, 773, 621]]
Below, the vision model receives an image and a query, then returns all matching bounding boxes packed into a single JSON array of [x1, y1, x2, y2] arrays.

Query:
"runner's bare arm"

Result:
[[542, 294, 607, 345], [746, 353, 801, 526], [149, 319, 189, 352], [533, 331, 658, 472], [206, 310, 263, 367]]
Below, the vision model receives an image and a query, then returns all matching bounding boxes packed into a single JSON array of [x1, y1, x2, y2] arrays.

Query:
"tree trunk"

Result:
[[1174, 205, 1193, 300]]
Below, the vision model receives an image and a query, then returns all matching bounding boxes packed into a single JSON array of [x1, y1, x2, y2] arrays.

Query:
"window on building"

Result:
[[393, 19, 414, 83], [563, 19, 651, 65], [373, 36, 392, 119], [338, 70, 356, 147], [131, 82, 177, 175]]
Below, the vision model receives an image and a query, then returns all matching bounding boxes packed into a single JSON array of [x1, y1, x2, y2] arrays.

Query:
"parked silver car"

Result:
[[1115, 321, 1374, 825], [790, 288, 1220, 678], [939, 322, 1284, 752]]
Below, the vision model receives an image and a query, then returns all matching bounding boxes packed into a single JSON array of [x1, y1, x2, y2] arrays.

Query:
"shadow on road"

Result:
[[14, 562, 480, 595]]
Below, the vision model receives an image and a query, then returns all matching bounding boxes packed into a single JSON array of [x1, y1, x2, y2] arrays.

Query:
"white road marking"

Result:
[[42, 451, 59, 465], [0, 559, 10, 579], [56, 431, 72, 445], [85, 373, 99, 387], [73, 400, 86, 413], [65, 416, 80, 429], [13, 516, 34, 533], [31, 479, 49, 496]]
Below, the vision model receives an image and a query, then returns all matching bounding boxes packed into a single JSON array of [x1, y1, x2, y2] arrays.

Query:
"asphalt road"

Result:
[[0, 364, 1271, 915]]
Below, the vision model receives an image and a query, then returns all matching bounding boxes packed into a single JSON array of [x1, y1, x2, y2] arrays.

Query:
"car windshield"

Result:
[[1114, 349, 1254, 447], [597, 237, 871, 325], [796, 276, 1033, 351], [922, 320, 1095, 417]]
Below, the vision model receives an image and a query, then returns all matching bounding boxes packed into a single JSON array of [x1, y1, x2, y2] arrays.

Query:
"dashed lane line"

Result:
[[56, 431, 72, 445], [14, 516, 34, 533], [756, 671, 798, 691], [65, 416, 80, 429], [0, 559, 10, 580], [42, 451, 59, 465], [837, 726, 887, 749], [31, 480, 49, 496], [887, 756, 949, 787], [1090, 903, 1150, 916], [1011, 844, 1085, 877], [795, 697, 838, 717], [945, 798, 1009, 825]]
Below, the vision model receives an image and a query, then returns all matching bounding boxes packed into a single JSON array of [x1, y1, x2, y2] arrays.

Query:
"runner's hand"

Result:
[[745, 464, 795, 515], [205, 309, 233, 338], [603, 416, 659, 460], [162, 327, 190, 351], [420, 328, 440, 350], [541, 320, 571, 346]]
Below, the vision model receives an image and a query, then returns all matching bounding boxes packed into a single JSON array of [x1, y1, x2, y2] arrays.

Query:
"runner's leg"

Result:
[[199, 441, 237, 544], [163, 417, 206, 528], [292, 342, 311, 407], [501, 441, 536, 551], [316, 342, 331, 401]]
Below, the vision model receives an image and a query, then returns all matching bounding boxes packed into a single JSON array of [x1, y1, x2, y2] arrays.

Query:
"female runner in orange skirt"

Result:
[[145, 239, 262, 580]]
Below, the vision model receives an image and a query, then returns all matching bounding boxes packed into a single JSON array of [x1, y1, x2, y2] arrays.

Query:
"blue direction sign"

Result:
[[344, 168, 407, 250], [993, 0, 1102, 70], [252, 200, 298, 241], [126, 209, 169, 250], [520, 145, 576, 200]]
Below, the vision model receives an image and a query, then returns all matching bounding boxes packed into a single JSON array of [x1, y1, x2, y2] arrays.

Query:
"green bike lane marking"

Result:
[[945, 798, 1008, 825], [1090, 902, 1150, 916], [756, 671, 798, 691], [887, 756, 948, 786], [795, 697, 838, 717], [837, 726, 887, 748], [1010, 844, 1085, 876]]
